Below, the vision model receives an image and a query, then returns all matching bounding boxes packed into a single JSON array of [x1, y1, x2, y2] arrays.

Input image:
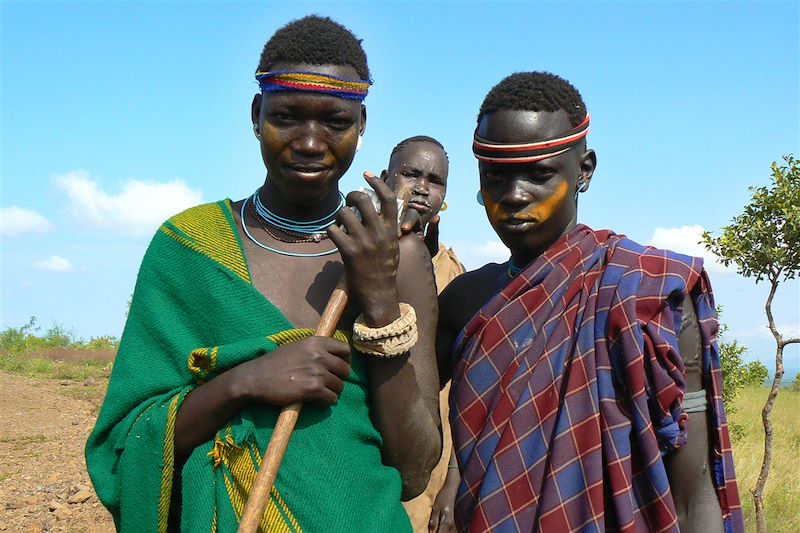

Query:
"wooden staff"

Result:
[[237, 278, 349, 533], [238, 184, 418, 533]]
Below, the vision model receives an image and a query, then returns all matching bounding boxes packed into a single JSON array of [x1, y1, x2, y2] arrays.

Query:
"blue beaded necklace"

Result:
[[507, 259, 524, 278], [240, 192, 341, 258], [252, 187, 344, 237]]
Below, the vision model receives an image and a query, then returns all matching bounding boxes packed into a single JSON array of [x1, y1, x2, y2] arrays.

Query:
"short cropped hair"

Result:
[[389, 135, 448, 162], [257, 15, 370, 80], [478, 72, 587, 127]]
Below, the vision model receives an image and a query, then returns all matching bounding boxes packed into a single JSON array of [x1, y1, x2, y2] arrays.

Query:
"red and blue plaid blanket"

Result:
[[451, 225, 743, 532]]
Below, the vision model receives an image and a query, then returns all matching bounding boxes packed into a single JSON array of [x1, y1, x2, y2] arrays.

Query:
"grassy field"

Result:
[[730, 385, 800, 532], [0, 318, 116, 384], [0, 347, 113, 381]]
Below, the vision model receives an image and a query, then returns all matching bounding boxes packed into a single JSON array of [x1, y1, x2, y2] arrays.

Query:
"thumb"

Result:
[[425, 215, 440, 256], [400, 208, 421, 235], [428, 512, 440, 533]]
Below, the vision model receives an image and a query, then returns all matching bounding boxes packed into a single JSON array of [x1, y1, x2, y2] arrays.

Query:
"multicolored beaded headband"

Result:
[[255, 70, 372, 101], [473, 114, 590, 164]]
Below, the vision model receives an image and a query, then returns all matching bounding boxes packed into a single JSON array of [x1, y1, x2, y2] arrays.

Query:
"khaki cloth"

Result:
[[402, 244, 465, 531]]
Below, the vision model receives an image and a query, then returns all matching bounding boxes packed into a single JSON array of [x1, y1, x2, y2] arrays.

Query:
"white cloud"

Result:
[[0, 206, 53, 236], [457, 239, 509, 271], [648, 225, 731, 275], [735, 323, 800, 341], [33, 255, 73, 273], [54, 170, 203, 236], [456, 227, 730, 274]]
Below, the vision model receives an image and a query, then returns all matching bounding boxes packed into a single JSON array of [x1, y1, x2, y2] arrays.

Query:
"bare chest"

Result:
[[231, 200, 357, 330]]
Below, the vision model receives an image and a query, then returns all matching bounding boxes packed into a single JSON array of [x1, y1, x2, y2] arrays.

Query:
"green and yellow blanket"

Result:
[[85, 200, 411, 533]]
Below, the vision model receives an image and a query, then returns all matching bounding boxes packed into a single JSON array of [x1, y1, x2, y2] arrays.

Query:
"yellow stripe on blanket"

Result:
[[162, 201, 251, 283], [211, 329, 351, 532]]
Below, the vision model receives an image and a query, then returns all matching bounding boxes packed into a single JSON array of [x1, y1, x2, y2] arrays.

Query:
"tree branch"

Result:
[[765, 279, 782, 345]]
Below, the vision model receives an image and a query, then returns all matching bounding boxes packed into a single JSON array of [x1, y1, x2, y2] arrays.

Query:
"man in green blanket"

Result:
[[86, 16, 441, 533]]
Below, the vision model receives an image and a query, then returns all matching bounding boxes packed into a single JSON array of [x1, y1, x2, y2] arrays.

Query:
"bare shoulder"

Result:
[[436, 262, 508, 383], [397, 232, 432, 268], [396, 234, 437, 316], [440, 262, 508, 335]]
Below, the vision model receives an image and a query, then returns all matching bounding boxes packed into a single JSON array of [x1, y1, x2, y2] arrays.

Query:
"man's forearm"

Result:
[[367, 355, 441, 500]]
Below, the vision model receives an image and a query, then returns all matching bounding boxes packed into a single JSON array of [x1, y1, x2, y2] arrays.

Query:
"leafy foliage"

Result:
[[703, 155, 799, 533], [0, 317, 116, 381], [703, 155, 800, 283], [0, 316, 119, 355], [718, 308, 769, 440]]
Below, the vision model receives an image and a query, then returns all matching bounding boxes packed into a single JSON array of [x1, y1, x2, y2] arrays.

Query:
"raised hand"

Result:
[[327, 172, 401, 327], [399, 207, 439, 259], [422, 214, 440, 258]]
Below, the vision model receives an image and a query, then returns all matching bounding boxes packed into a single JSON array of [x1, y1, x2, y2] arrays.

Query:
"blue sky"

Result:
[[2, 1, 798, 377]]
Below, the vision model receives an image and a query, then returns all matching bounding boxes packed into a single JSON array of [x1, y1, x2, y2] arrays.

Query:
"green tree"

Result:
[[717, 308, 768, 441], [718, 308, 747, 408], [0, 316, 38, 354], [703, 155, 800, 533], [742, 361, 768, 387]]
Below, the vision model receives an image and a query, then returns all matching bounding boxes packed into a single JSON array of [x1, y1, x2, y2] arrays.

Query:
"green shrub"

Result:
[[0, 318, 117, 381], [86, 335, 120, 350], [743, 360, 768, 387], [0, 316, 38, 354], [0, 317, 118, 355]]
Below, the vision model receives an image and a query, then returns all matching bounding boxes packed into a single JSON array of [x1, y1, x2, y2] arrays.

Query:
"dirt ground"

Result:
[[0, 371, 114, 533], [0, 364, 447, 533]]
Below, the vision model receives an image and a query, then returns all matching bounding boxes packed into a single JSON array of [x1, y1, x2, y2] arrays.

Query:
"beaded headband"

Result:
[[473, 114, 590, 164], [255, 70, 372, 101]]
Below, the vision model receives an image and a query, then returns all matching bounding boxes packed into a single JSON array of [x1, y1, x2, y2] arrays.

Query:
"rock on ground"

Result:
[[0, 371, 114, 532]]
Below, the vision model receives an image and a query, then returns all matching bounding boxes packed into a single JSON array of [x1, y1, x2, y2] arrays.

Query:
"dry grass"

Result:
[[0, 348, 113, 381], [26, 347, 116, 363], [730, 385, 800, 532]]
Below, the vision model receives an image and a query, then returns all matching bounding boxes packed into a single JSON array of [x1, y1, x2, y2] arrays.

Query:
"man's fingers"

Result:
[[428, 511, 441, 533], [310, 387, 340, 406], [424, 215, 440, 255], [316, 337, 352, 365], [365, 172, 398, 227], [326, 221, 350, 253], [345, 189, 381, 229], [322, 372, 346, 397], [400, 208, 422, 235], [331, 198, 367, 242]]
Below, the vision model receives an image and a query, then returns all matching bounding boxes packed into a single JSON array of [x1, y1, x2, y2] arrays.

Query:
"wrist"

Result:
[[224, 364, 254, 407], [444, 466, 460, 484], [359, 292, 401, 327]]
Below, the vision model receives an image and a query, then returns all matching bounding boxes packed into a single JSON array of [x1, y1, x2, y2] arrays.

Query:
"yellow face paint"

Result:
[[482, 191, 504, 226], [486, 180, 570, 225]]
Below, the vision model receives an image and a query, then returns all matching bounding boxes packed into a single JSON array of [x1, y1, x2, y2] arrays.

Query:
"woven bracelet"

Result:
[[352, 303, 418, 358]]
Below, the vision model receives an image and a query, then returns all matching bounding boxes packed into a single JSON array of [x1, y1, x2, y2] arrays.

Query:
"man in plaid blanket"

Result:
[[436, 72, 744, 533]]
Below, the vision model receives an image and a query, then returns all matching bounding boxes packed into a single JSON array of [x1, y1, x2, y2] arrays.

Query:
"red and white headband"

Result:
[[473, 114, 590, 164]]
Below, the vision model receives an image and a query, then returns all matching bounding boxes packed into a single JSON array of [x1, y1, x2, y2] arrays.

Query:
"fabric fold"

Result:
[[86, 200, 411, 532], [451, 224, 743, 532]]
